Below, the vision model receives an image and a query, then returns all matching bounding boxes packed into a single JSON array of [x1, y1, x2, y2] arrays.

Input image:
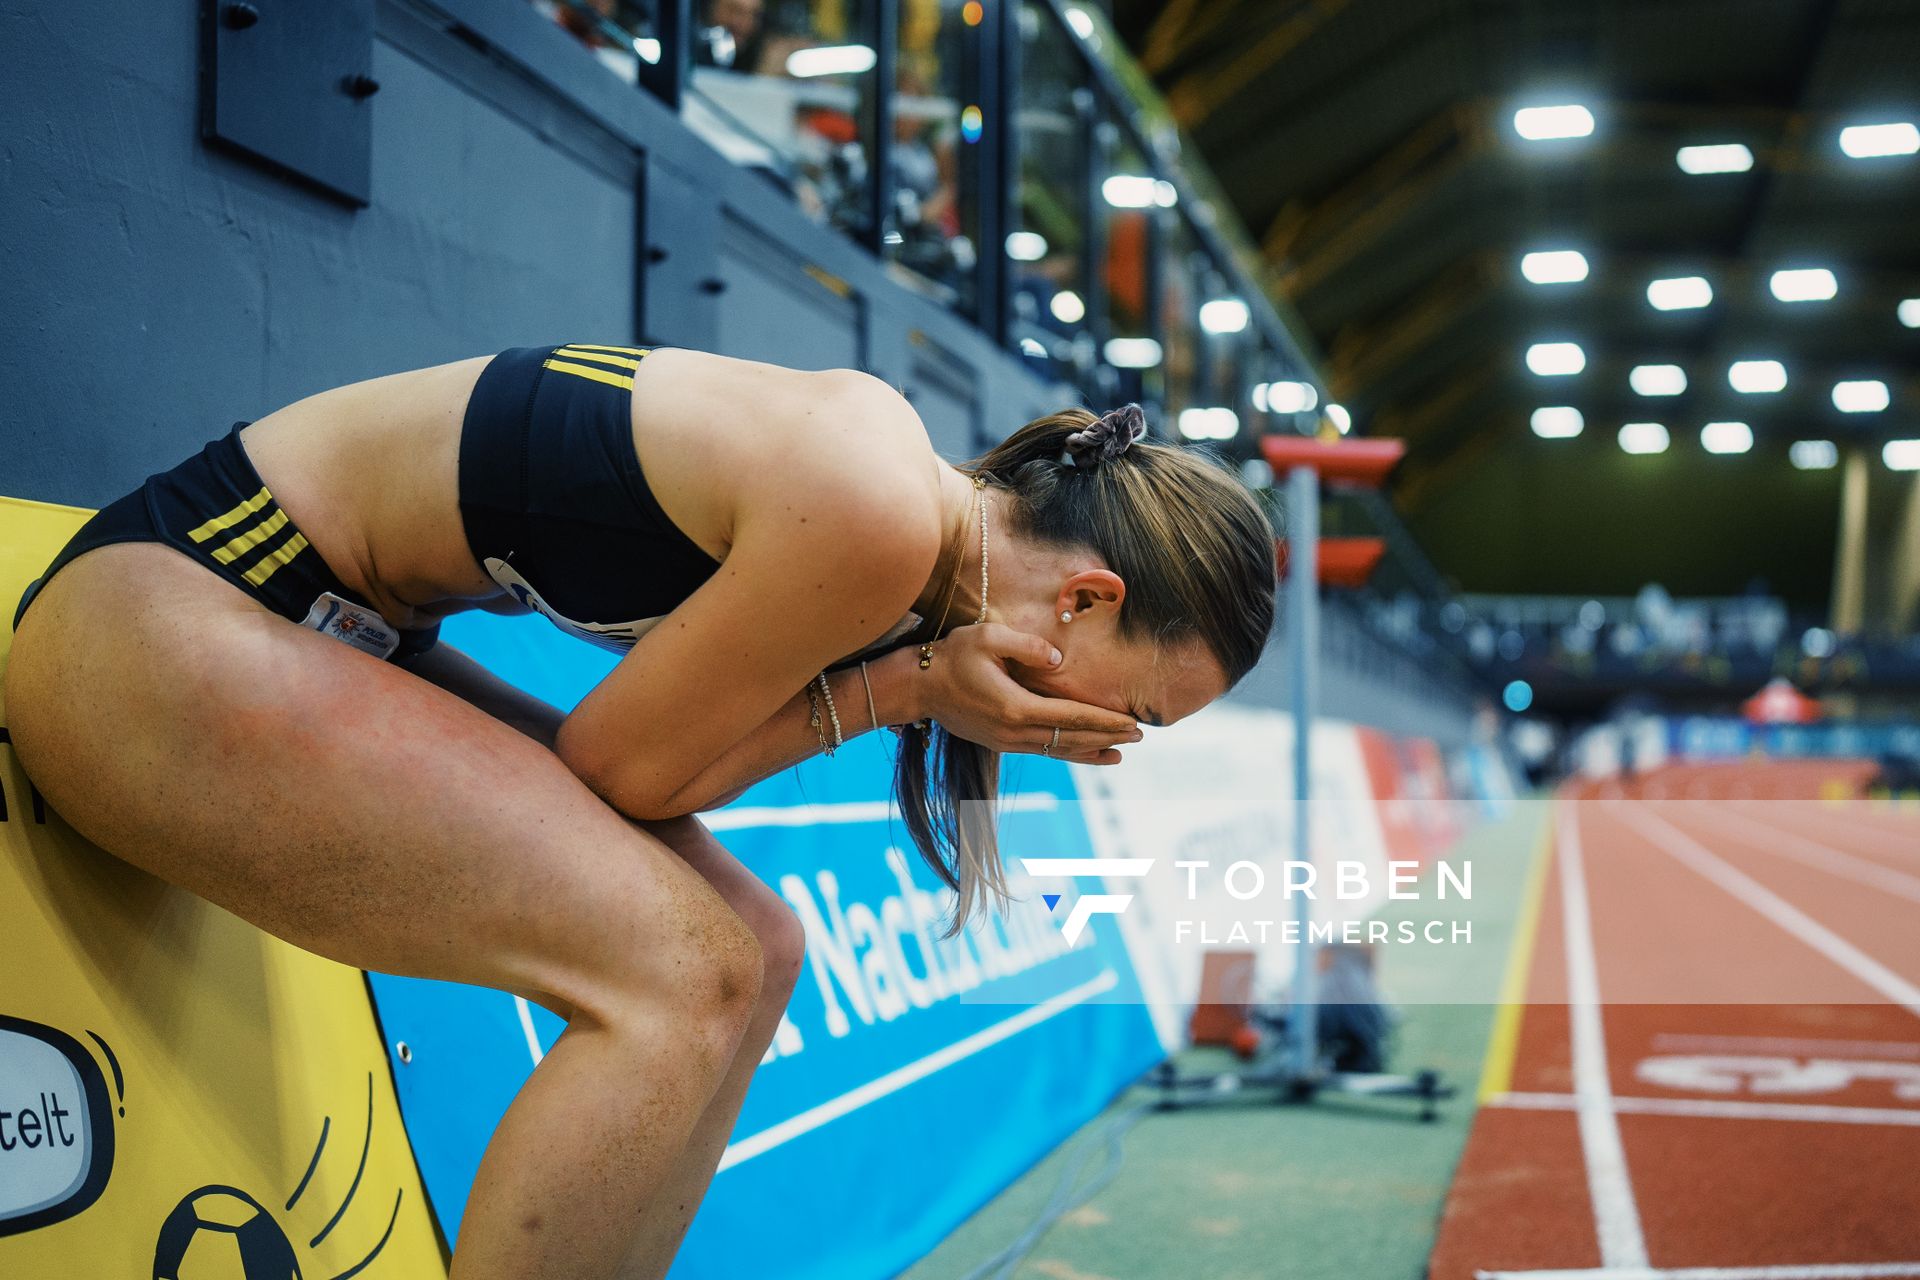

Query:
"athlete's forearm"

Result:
[[632, 648, 925, 819]]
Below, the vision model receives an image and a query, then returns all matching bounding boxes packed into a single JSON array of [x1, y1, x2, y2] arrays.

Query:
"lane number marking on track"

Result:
[[1635, 1055, 1920, 1101]]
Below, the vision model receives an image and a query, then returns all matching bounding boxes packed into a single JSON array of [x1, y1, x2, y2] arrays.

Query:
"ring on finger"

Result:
[[1043, 726, 1061, 757]]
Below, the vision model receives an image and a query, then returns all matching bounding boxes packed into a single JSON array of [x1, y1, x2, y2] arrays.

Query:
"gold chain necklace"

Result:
[[919, 475, 988, 669]]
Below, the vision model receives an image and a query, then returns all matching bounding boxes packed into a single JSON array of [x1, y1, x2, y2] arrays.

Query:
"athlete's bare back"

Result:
[[235, 347, 937, 634]]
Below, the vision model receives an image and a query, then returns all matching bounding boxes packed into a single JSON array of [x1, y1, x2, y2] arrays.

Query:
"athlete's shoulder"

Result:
[[631, 347, 938, 556]]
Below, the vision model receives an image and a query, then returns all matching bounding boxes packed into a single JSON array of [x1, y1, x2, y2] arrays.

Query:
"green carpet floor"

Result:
[[902, 797, 1549, 1280]]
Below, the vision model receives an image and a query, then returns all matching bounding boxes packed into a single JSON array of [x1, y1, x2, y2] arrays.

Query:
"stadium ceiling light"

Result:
[[1701, 421, 1754, 455], [1619, 422, 1670, 455], [1513, 104, 1595, 141], [1629, 364, 1687, 396], [1790, 440, 1839, 471], [785, 44, 878, 77], [1005, 230, 1048, 261], [1899, 298, 1920, 329], [1018, 336, 1047, 358], [1264, 380, 1319, 413], [1729, 359, 1787, 393], [1647, 276, 1712, 310], [1839, 122, 1920, 158], [1526, 342, 1586, 375], [1199, 298, 1251, 334], [1050, 290, 1086, 324], [1531, 406, 1584, 439], [1177, 407, 1239, 442], [632, 36, 661, 63], [1063, 6, 1096, 39], [1832, 379, 1890, 413], [1520, 250, 1590, 284], [1676, 143, 1754, 174], [1104, 337, 1162, 368], [1885, 440, 1920, 471], [1769, 267, 1838, 302], [1325, 403, 1352, 434], [1103, 174, 1158, 208]]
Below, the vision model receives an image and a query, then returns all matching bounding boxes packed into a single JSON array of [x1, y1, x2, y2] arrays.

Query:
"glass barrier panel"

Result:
[[1196, 259, 1251, 454], [1100, 126, 1157, 406], [1158, 213, 1201, 432], [681, 0, 880, 240], [1010, 0, 1090, 382], [531, 0, 663, 86], [884, 0, 983, 316]]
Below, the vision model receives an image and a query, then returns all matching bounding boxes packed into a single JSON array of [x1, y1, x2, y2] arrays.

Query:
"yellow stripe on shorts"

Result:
[[555, 346, 642, 371], [542, 357, 634, 390], [208, 508, 290, 565], [563, 343, 651, 356], [186, 485, 274, 543], [240, 531, 310, 587]]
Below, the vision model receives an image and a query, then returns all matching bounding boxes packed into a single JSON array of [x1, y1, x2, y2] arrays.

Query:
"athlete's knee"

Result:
[[634, 890, 765, 1061], [752, 897, 806, 1004], [716, 874, 805, 1004]]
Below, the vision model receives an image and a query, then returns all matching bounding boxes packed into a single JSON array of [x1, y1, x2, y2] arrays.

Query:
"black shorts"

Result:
[[10, 422, 441, 663]]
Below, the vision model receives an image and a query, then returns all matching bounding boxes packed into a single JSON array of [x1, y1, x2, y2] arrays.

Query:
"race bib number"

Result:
[[299, 592, 400, 660]]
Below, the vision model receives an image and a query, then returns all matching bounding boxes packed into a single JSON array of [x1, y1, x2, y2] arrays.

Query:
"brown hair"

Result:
[[894, 404, 1277, 934]]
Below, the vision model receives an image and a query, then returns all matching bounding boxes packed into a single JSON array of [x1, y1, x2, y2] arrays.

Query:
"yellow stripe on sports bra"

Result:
[[186, 485, 274, 543], [563, 343, 651, 356], [208, 508, 290, 565], [543, 357, 634, 390], [555, 346, 643, 371], [240, 531, 310, 587]]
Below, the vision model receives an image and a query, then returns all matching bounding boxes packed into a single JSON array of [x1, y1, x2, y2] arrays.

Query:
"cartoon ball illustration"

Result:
[[153, 1186, 302, 1280]]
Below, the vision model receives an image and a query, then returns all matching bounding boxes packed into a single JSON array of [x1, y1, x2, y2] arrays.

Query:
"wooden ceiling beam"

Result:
[[1139, 0, 1257, 78], [1324, 251, 1503, 400], [1271, 135, 1483, 303], [1263, 103, 1475, 267], [1368, 359, 1503, 446], [1396, 429, 1500, 518], [1165, 0, 1350, 130]]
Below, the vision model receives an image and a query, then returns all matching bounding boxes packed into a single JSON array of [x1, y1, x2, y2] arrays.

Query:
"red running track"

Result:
[[1430, 761, 1920, 1280]]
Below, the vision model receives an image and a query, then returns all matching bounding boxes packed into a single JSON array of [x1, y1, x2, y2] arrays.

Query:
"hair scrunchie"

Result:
[[1061, 403, 1147, 470]]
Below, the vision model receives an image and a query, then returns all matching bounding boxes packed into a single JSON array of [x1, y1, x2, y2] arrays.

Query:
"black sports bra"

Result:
[[457, 343, 927, 663], [456, 343, 723, 652]]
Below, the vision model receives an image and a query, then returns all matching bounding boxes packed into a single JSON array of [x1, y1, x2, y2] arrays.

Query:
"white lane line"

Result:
[[1477, 1265, 1920, 1279], [1620, 807, 1920, 1019], [1650, 1033, 1920, 1061], [702, 791, 1057, 831], [514, 995, 546, 1066], [1693, 807, 1920, 904], [1558, 801, 1651, 1268], [1491, 1090, 1920, 1128], [716, 968, 1119, 1170], [1772, 806, 1920, 857]]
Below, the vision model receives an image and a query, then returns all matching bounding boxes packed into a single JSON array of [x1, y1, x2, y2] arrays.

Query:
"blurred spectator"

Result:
[[696, 0, 767, 70]]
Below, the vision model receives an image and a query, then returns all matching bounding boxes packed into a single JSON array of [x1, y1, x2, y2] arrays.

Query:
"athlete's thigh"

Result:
[[5, 542, 729, 1011]]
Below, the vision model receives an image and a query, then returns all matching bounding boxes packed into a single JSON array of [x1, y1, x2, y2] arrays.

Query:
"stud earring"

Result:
[[1060, 611, 1073, 623]]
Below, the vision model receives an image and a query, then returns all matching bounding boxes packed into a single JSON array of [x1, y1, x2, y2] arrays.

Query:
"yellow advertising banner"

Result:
[[0, 495, 447, 1278]]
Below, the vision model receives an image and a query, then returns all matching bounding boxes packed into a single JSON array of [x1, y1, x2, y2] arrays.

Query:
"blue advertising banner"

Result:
[[368, 612, 1165, 1279], [1668, 716, 1920, 761]]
